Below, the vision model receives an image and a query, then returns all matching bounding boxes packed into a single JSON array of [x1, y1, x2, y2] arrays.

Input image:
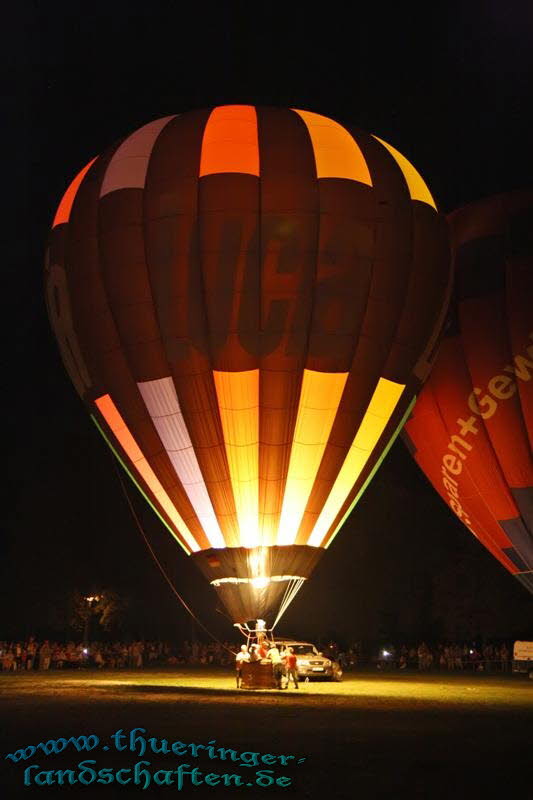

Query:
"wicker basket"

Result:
[[240, 660, 276, 689]]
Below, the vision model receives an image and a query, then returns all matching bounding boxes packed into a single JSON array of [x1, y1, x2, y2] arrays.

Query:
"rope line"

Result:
[[272, 577, 305, 630], [111, 460, 236, 655]]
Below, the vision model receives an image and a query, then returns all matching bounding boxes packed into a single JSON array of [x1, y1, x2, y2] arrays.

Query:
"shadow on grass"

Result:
[[115, 683, 307, 698]]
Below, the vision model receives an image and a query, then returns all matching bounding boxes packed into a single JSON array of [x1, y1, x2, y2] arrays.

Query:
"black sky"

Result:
[[3, 1, 533, 644]]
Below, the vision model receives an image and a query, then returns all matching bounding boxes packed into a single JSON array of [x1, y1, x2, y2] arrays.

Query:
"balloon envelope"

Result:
[[404, 190, 533, 593], [46, 106, 451, 623]]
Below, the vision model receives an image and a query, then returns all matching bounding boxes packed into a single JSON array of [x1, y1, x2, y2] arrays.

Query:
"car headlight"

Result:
[[324, 660, 331, 667], [298, 659, 309, 666]]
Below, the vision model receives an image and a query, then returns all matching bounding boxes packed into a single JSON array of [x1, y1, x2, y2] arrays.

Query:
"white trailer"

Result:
[[512, 641, 533, 678]]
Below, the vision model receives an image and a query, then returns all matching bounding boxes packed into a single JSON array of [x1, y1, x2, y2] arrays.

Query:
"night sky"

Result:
[[4, 1, 533, 645]]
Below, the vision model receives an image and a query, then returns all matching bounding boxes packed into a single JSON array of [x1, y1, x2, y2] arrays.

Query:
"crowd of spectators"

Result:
[[367, 641, 512, 671], [0, 637, 515, 672], [0, 638, 238, 671]]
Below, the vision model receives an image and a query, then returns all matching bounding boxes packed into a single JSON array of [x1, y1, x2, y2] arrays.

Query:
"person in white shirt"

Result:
[[235, 645, 250, 688]]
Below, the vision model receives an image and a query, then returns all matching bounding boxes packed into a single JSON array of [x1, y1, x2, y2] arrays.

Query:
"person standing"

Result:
[[248, 643, 260, 662], [257, 637, 269, 660], [267, 643, 284, 689], [285, 647, 299, 689], [235, 645, 250, 688], [26, 638, 36, 671], [38, 640, 51, 671]]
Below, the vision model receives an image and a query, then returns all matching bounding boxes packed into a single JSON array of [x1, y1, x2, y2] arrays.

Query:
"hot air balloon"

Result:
[[403, 189, 533, 593], [45, 106, 451, 632]]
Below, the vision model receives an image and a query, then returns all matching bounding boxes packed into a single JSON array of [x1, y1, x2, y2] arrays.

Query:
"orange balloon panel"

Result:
[[404, 189, 533, 594], [45, 106, 451, 623]]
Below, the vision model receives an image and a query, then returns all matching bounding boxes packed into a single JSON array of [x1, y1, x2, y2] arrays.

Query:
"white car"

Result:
[[275, 640, 343, 681]]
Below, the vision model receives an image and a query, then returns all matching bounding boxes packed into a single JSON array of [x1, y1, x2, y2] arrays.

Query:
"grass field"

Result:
[[1, 668, 531, 798]]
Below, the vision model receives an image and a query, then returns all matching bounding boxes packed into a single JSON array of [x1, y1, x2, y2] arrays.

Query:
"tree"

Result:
[[69, 590, 128, 641]]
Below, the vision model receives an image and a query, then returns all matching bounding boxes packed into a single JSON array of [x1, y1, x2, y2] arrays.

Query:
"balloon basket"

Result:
[[240, 661, 277, 690]]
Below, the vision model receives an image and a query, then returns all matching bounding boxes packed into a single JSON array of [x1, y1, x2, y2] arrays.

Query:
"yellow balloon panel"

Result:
[[308, 378, 405, 546]]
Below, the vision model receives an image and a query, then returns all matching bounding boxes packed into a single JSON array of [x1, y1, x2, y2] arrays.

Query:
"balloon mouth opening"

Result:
[[251, 576, 270, 589], [210, 574, 304, 589]]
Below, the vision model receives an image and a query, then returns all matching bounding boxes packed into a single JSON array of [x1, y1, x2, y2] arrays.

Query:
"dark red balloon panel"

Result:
[[404, 190, 533, 593]]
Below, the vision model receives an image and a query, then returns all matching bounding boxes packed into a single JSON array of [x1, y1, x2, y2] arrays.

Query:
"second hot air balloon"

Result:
[[45, 106, 451, 629], [404, 189, 533, 593]]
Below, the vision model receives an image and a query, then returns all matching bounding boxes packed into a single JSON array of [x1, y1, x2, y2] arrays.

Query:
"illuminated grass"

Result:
[[1, 668, 531, 798], [1, 668, 531, 711]]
